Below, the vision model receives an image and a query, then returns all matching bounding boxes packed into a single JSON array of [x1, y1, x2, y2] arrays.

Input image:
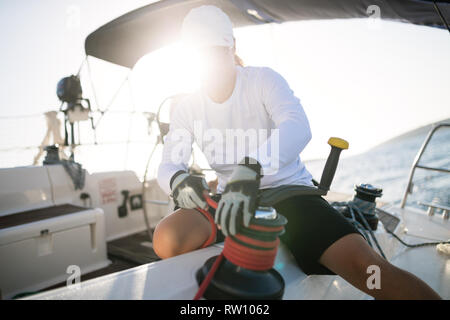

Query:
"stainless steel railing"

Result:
[[400, 123, 450, 213]]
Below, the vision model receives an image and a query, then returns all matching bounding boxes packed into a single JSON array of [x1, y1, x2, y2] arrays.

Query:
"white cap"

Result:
[[181, 5, 234, 49]]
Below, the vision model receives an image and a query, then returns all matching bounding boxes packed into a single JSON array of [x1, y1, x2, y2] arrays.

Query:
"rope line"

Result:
[[331, 201, 450, 256], [193, 195, 282, 300]]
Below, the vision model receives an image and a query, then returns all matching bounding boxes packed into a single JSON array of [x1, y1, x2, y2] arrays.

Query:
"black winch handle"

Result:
[[318, 137, 349, 192]]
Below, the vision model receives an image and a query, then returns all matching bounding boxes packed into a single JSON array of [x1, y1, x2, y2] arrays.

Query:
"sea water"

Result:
[[305, 121, 450, 211]]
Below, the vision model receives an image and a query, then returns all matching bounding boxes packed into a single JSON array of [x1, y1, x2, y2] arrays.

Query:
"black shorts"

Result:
[[196, 193, 362, 275]]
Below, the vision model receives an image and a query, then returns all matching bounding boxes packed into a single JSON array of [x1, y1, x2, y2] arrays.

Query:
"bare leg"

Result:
[[153, 208, 213, 259], [319, 233, 441, 299]]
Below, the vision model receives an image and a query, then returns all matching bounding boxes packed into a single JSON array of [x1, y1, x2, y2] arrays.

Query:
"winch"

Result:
[[195, 200, 287, 300], [192, 137, 351, 299], [339, 183, 383, 230]]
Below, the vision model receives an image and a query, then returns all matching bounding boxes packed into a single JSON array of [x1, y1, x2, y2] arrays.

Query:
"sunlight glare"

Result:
[[131, 42, 203, 113]]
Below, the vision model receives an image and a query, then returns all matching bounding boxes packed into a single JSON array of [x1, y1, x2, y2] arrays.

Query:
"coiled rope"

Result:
[[193, 195, 283, 300]]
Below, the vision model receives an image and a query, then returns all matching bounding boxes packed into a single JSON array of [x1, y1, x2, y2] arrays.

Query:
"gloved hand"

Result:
[[215, 157, 262, 236], [170, 171, 210, 210]]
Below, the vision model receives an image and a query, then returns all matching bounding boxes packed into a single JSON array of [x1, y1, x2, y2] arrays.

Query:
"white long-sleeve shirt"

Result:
[[157, 65, 314, 195]]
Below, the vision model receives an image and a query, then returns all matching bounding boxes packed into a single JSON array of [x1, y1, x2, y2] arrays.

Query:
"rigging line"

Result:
[[92, 74, 130, 130], [141, 141, 160, 242], [0, 113, 45, 120], [76, 56, 87, 77], [97, 109, 145, 114], [0, 139, 154, 152], [350, 204, 386, 259], [385, 226, 450, 248], [85, 55, 101, 112], [0, 145, 43, 152], [433, 0, 450, 35], [124, 78, 137, 170]]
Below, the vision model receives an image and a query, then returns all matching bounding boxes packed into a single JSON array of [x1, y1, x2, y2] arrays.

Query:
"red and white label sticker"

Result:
[[98, 178, 118, 204]]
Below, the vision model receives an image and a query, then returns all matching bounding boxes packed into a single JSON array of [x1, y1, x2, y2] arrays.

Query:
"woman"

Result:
[[154, 5, 440, 299]]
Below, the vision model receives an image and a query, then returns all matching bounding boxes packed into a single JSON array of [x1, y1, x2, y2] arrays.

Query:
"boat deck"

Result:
[[108, 231, 160, 265], [379, 204, 450, 298], [33, 231, 160, 296], [22, 192, 449, 300]]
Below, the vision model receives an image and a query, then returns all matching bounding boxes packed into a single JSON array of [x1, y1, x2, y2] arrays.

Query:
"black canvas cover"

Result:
[[85, 0, 450, 67]]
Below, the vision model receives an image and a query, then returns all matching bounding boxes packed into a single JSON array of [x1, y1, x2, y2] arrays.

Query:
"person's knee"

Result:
[[153, 218, 184, 259], [153, 208, 212, 259]]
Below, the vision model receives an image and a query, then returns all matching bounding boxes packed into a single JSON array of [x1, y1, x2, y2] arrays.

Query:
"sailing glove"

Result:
[[170, 171, 210, 210], [215, 157, 262, 236]]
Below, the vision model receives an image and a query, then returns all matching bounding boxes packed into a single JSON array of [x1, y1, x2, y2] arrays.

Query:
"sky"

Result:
[[1, 0, 449, 177]]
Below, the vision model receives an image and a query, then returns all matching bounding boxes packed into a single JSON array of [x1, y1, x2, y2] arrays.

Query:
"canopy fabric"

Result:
[[85, 0, 450, 68]]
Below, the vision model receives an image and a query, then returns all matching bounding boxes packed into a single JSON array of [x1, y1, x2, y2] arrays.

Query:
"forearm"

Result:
[[253, 67, 312, 177], [249, 116, 312, 176]]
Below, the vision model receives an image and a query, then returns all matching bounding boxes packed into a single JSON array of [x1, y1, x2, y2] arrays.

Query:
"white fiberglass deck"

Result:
[[381, 204, 450, 298], [25, 204, 449, 300]]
